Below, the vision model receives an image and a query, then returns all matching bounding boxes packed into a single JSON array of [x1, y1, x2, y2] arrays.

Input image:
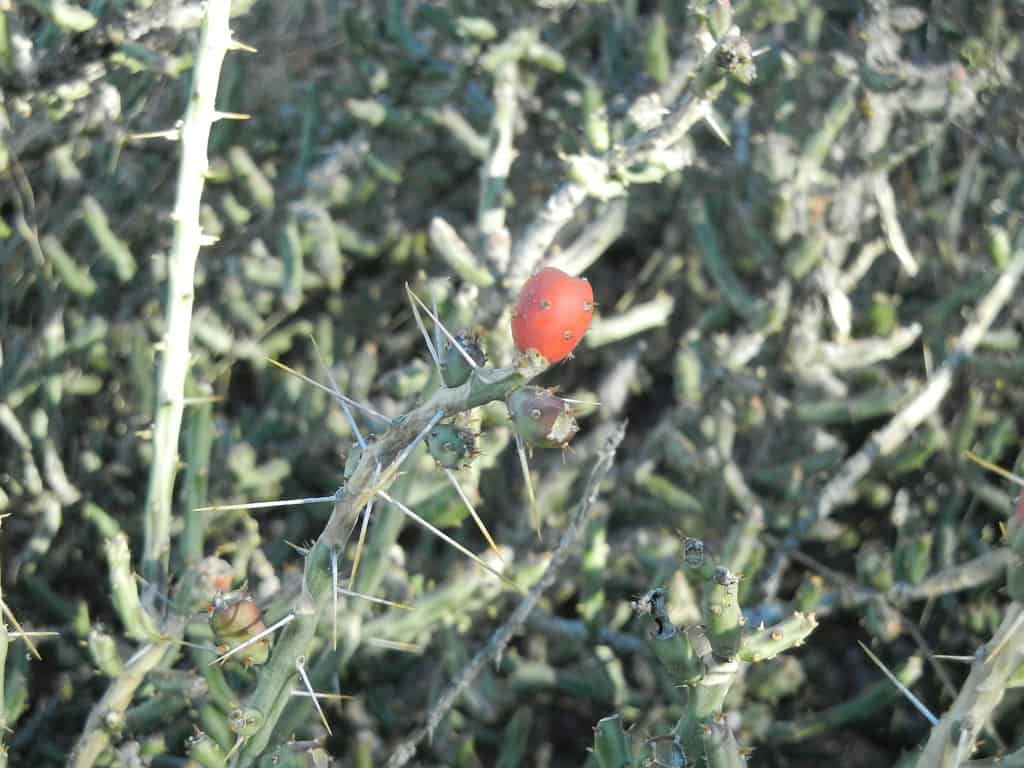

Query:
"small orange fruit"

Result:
[[511, 268, 594, 364]]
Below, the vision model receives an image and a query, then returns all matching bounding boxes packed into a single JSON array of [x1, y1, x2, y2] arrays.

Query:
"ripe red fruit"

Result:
[[511, 268, 594, 363]]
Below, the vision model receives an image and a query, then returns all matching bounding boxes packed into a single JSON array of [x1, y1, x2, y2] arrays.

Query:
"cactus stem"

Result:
[[376, 490, 517, 590], [444, 467, 505, 564], [211, 613, 295, 666], [295, 655, 333, 735], [405, 284, 481, 370], [513, 431, 540, 538], [193, 495, 335, 513], [310, 335, 366, 448], [267, 358, 392, 424], [858, 641, 938, 725]]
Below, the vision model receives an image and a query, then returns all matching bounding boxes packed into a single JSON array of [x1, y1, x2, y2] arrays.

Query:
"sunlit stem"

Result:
[[858, 641, 938, 725], [211, 613, 295, 666], [296, 655, 333, 735], [310, 335, 366, 449], [290, 691, 354, 700], [405, 284, 443, 376], [0, 598, 41, 660], [349, 462, 381, 587], [194, 495, 334, 513], [444, 468, 504, 564], [406, 285, 480, 370], [335, 585, 412, 611], [376, 491, 518, 591], [513, 431, 540, 539], [267, 358, 392, 424]]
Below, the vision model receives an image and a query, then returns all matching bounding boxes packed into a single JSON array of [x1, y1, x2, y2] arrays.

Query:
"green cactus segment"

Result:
[[441, 332, 487, 388], [702, 720, 745, 768], [426, 424, 477, 469], [633, 588, 702, 686], [506, 386, 579, 448], [229, 708, 264, 739], [593, 714, 634, 768], [738, 612, 818, 663], [186, 731, 227, 768], [704, 567, 742, 659]]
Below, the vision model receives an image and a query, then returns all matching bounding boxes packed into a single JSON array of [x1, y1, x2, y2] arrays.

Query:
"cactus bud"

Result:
[[507, 386, 579, 448], [209, 594, 270, 666], [511, 268, 594, 364], [426, 423, 476, 469], [440, 332, 486, 388]]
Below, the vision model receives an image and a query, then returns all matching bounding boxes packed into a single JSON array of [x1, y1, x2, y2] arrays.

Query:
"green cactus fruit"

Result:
[[427, 423, 477, 469], [209, 594, 270, 666], [441, 331, 486, 388], [507, 386, 579, 448]]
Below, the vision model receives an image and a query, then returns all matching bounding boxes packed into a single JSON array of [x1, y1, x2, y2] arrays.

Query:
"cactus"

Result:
[[506, 386, 579, 449], [441, 332, 487, 388]]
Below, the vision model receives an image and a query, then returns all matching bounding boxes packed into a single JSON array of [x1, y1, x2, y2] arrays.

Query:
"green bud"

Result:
[[427, 423, 476, 469], [441, 332, 486, 388]]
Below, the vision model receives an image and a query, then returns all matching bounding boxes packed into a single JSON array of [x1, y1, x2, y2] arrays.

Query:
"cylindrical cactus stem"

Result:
[[441, 331, 486, 388], [675, 655, 740, 766], [632, 588, 702, 686], [703, 566, 742, 659], [738, 611, 818, 663], [702, 719, 745, 768], [186, 730, 227, 768], [593, 714, 634, 768], [426, 423, 477, 469], [506, 386, 579, 448]]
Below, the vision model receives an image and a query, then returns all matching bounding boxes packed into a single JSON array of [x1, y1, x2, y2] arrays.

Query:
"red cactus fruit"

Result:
[[511, 267, 594, 364], [507, 386, 579, 448]]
